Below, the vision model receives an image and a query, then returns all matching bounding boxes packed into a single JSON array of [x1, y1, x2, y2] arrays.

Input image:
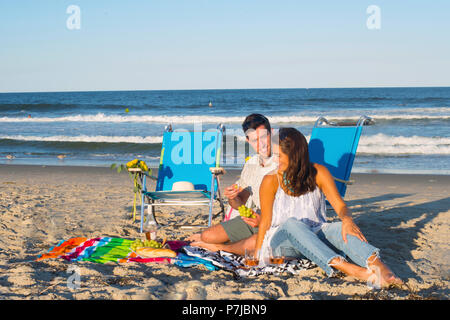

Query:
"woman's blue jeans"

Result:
[[270, 217, 380, 277]]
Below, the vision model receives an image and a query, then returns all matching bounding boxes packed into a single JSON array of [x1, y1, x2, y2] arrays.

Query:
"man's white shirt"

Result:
[[227, 154, 277, 220]]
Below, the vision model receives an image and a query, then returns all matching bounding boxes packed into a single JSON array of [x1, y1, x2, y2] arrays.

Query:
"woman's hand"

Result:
[[314, 164, 368, 244], [242, 213, 260, 228], [341, 217, 367, 243]]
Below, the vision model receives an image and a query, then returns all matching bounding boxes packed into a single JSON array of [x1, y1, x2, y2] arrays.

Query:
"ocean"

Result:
[[0, 87, 449, 175]]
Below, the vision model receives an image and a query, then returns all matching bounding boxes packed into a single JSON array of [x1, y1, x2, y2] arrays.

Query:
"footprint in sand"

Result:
[[7, 265, 36, 287], [163, 280, 207, 300]]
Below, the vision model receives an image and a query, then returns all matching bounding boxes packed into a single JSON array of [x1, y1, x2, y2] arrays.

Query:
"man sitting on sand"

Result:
[[187, 114, 276, 255]]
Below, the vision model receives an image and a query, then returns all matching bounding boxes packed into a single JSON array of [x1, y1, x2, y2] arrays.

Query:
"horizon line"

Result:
[[1, 85, 450, 94]]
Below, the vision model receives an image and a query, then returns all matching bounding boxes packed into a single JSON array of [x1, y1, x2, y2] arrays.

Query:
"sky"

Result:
[[0, 0, 449, 92]]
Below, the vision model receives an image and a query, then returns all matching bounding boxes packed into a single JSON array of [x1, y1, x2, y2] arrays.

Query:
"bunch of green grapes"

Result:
[[130, 239, 144, 251], [238, 205, 255, 218], [130, 238, 163, 251], [143, 239, 163, 249]]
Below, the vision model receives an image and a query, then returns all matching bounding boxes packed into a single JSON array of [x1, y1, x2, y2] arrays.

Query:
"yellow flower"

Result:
[[126, 159, 139, 168], [139, 161, 149, 172]]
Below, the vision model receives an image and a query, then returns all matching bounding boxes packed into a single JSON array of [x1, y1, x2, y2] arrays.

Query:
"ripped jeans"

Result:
[[270, 217, 380, 277]]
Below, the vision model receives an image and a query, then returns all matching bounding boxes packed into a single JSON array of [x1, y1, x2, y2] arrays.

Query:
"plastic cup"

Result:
[[269, 247, 285, 265], [244, 248, 259, 267]]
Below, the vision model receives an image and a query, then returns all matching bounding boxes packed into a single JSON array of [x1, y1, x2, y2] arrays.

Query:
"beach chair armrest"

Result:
[[128, 168, 158, 180], [333, 176, 354, 185], [142, 172, 158, 180], [210, 167, 226, 176]]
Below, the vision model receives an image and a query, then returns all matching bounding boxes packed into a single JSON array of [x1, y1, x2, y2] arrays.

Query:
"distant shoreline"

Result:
[[1, 163, 450, 179], [1, 85, 450, 95]]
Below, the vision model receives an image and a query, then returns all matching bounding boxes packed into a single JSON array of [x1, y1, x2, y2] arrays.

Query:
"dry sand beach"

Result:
[[0, 164, 448, 300]]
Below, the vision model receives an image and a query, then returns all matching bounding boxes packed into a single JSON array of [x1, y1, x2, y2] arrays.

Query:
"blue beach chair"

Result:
[[139, 124, 225, 232], [308, 116, 373, 199]]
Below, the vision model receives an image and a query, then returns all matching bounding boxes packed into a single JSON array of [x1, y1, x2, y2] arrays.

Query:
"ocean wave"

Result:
[[356, 134, 450, 155], [2, 133, 449, 155], [0, 112, 449, 124], [270, 114, 450, 123], [299, 134, 449, 155], [0, 113, 249, 123], [0, 135, 163, 144], [307, 133, 450, 155]]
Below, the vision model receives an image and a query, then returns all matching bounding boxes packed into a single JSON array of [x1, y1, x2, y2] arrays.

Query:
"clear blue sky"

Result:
[[1, 0, 449, 92]]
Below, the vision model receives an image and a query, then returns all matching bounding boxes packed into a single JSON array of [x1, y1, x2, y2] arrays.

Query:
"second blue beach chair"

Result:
[[309, 115, 373, 199]]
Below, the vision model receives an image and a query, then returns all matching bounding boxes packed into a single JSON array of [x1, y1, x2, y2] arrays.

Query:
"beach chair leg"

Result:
[[208, 172, 216, 227], [148, 201, 160, 226], [140, 194, 145, 233], [215, 175, 225, 216], [208, 202, 213, 227]]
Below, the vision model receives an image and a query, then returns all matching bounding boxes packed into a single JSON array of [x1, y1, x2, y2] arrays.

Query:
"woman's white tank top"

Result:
[[259, 174, 327, 266]]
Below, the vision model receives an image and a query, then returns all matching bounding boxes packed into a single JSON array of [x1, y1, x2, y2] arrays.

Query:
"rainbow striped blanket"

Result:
[[37, 237, 316, 278], [36, 237, 217, 270]]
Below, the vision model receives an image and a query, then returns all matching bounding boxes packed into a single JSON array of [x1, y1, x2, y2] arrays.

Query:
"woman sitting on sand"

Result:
[[255, 127, 403, 288]]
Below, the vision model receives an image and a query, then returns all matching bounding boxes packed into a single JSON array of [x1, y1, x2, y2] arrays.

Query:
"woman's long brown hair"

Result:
[[273, 127, 317, 196]]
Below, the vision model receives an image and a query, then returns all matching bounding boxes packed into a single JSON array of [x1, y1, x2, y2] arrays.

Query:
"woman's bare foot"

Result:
[[368, 266, 403, 288], [367, 255, 403, 288], [329, 257, 373, 282]]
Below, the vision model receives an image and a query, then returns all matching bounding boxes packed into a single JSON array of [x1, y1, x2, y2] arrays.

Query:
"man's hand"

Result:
[[224, 184, 242, 201], [242, 212, 261, 228], [341, 217, 367, 243]]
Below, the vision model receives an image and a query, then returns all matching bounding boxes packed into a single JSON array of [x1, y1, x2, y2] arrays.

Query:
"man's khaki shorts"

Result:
[[220, 216, 258, 243]]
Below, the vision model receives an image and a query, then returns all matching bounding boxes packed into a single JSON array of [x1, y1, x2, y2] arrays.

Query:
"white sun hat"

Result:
[[171, 181, 195, 191]]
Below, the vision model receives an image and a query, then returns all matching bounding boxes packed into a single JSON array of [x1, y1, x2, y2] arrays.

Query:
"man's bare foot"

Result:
[[190, 241, 223, 252], [186, 233, 202, 242]]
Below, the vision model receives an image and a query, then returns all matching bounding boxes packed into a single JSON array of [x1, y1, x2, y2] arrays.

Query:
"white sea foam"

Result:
[[2, 133, 449, 155], [0, 114, 246, 124], [306, 133, 450, 155], [258, 133, 447, 156], [0, 111, 449, 124], [356, 134, 450, 155], [0, 135, 163, 144]]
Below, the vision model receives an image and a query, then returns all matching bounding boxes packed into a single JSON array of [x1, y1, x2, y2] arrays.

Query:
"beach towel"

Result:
[[36, 237, 87, 261], [182, 245, 317, 278], [37, 237, 214, 268], [37, 237, 315, 277]]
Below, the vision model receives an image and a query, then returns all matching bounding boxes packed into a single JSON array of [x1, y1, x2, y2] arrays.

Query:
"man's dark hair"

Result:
[[242, 113, 271, 136]]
